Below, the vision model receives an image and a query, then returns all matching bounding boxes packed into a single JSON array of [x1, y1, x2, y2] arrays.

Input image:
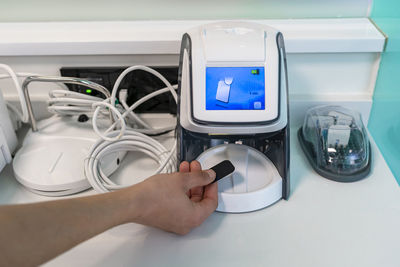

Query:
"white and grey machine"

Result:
[[12, 77, 124, 196], [177, 21, 290, 212]]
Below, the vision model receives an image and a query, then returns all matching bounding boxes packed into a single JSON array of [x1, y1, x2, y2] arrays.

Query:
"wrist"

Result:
[[113, 183, 148, 225]]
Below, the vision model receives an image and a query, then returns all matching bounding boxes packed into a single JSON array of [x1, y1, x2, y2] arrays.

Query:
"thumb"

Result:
[[182, 170, 216, 191]]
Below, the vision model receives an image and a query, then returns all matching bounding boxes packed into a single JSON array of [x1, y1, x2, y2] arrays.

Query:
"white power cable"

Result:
[[92, 100, 127, 142], [118, 85, 178, 133], [118, 89, 152, 129], [92, 66, 178, 139], [47, 89, 107, 116], [101, 87, 178, 136], [110, 65, 178, 106], [0, 68, 69, 124], [0, 64, 30, 123], [87, 66, 178, 192]]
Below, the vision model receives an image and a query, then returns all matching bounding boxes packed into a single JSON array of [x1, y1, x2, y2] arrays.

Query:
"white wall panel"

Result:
[[287, 53, 380, 97], [0, 0, 372, 22]]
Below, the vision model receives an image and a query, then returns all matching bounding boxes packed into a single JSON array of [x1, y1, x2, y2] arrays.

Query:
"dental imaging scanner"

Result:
[[177, 21, 290, 212]]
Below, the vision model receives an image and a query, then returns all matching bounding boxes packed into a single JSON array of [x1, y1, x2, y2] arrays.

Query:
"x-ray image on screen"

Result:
[[206, 67, 265, 110]]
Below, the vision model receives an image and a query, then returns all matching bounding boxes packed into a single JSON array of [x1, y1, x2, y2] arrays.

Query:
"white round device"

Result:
[[197, 144, 282, 213], [13, 115, 125, 196]]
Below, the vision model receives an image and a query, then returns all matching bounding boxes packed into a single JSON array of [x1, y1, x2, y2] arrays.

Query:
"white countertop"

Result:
[[0, 128, 399, 267]]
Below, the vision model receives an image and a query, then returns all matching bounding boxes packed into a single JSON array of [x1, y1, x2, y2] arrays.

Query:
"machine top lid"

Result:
[[201, 23, 266, 62]]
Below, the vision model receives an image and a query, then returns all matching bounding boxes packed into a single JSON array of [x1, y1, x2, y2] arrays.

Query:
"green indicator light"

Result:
[[251, 69, 259, 75], [86, 89, 92, 93]]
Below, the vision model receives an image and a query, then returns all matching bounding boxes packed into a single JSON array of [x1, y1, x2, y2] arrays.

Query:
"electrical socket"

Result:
[[60, 66, 178, 114]]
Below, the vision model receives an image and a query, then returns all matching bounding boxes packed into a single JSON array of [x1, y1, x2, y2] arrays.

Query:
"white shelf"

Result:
[[0, 18, 385, 56]]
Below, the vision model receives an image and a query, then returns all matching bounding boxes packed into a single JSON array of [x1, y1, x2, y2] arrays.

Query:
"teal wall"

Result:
[[0, 0, 370, 22], [368, 0, 400, 185]]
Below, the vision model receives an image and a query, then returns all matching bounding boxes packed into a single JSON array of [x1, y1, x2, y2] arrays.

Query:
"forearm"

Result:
[[0, 189, 137, 267], [0, 166, 217, 266]]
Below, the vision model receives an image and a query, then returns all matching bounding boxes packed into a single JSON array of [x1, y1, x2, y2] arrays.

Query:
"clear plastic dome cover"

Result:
[[298, 106, 371, 181]]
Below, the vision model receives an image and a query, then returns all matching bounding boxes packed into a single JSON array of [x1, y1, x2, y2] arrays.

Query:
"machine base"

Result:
[[13, 115, 125, 196], [197, 144, 283, 213]]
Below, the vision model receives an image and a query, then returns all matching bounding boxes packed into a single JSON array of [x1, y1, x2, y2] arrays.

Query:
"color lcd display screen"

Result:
[[206, 67, 265, 110]]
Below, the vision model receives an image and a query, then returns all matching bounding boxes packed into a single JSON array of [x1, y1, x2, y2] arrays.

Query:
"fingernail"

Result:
[[206, 169, 216, 180]]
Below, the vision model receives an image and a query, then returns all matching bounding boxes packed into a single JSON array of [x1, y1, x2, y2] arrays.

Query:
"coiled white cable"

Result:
[[85, 130, 177, 193], [86, 65, 178, 192]]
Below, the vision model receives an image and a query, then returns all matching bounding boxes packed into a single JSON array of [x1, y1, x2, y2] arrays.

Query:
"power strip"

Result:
[[60, 66, 178, 114]]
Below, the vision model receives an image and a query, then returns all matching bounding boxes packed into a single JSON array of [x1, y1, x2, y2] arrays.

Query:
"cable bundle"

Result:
[[1, 63, 178, 195], [86, 65, 178, 192], [85, 130, 176, 193], [47, 90, 106, 116]]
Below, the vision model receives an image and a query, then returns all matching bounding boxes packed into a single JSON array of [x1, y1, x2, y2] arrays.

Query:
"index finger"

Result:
[[179, 161, 190, 172], [189, 161, 204, 202], [179, 161, 190, 197]]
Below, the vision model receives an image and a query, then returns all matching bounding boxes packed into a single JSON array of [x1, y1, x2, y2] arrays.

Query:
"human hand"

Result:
[[122, 161, 218, 235]]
